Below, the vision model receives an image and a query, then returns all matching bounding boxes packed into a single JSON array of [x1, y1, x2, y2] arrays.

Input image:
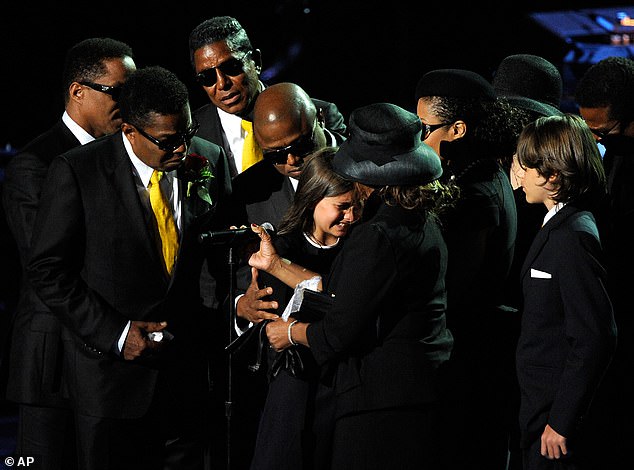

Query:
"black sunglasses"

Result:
[[194, 51, 251, 87], [421, 121, 451, 140], [262, 121, 317, 164], [135, 121, 200, 153], [589, 120, 619, 140], [79, 81, 122, 101]]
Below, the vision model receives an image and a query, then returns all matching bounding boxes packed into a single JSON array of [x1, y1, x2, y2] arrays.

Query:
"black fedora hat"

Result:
[[333, 103, 442, 186], [492, 54, 564, 117]]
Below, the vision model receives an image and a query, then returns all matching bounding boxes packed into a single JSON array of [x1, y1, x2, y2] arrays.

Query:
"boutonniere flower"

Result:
[[178, 153, 214, 205]]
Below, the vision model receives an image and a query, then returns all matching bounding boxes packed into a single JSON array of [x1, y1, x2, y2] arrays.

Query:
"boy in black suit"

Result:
[[513, 114, 616, 469]]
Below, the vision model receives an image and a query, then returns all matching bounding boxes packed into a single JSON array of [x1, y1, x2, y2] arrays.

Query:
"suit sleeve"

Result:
[[548, 229, 617, 437], [26, 156, 128, 352], [1, 151, 50, 265]]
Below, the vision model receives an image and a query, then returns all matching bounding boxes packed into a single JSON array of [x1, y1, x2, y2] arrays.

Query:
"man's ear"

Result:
[[69, 82, 84, 104], [122, 123, 136, 144]]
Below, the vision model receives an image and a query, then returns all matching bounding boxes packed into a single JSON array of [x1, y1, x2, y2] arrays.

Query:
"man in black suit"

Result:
[[188, 16, 346, 178], [25, 65, 232, 470], [1, 37, 136, 469]]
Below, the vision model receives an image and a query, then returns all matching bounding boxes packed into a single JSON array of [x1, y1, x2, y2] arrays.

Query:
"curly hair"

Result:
[[119, 66, 189, 129], [425, 95, 526, 161], [377, 179, 459, 219]]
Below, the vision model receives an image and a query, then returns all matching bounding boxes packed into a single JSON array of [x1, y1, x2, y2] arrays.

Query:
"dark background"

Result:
[[2, 1, 630, 151], [1, 0, 633, 459]]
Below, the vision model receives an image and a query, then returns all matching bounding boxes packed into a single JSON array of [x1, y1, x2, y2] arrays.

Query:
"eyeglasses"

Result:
[[421, 121, 451, 140], [194, 51, 251, 87], [79, 81, 122, 101], [261, 120, 317, 165], [589, 120, 619, 140], [134, 121, 200, 152]]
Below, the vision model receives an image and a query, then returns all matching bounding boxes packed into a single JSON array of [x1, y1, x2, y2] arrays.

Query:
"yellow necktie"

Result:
[[241, 119, 263, 172], [149, 170, 179, 275]]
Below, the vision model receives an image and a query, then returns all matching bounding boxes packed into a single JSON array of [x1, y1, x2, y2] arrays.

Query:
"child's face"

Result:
[[515, 163, 556, 207], [312, 191, 357, 245]]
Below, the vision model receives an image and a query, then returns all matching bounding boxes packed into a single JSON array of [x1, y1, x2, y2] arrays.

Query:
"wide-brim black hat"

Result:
[[493, 54, 564, 117], [333, 103, 442, 186]]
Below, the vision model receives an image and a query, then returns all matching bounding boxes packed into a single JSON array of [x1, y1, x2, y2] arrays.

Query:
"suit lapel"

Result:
[[106, 136, 166, 274], [519, 204, 576, 281]]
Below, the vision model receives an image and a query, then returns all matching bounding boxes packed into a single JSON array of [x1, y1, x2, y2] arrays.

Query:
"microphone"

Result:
[[198, 222, 274, 245]]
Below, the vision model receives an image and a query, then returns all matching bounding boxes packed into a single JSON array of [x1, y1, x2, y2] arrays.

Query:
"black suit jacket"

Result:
[[193, 96, 347, 178], [516, 204, 617, 446], [25, 133, 231, 419], [228, 159, 294, 229], [2, 119, 81, 407]]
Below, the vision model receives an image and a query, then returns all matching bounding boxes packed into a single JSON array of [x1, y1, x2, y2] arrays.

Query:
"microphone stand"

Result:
[[226, 245, 237, 470], [199, 223, 273, 470]]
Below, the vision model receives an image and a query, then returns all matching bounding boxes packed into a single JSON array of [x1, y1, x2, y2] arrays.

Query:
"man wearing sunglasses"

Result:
[[1, 37, 136, 470], [231, 82, 339, 229], [188, 16, 347, 178], [24, 66, 233, 470], [574, 56, 634, 469]]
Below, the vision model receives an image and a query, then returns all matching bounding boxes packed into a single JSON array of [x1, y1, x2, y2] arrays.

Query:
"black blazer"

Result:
[[516, 203, 617, 446], [25, 133, 231, 419], [2, 119, 80, 407]]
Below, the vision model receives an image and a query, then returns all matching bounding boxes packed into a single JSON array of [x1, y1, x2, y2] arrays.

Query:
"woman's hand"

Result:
[[266, 317, 294, 351]]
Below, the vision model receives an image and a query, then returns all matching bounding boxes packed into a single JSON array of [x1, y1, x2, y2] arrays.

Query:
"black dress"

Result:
[[249, 230, 343, 470]]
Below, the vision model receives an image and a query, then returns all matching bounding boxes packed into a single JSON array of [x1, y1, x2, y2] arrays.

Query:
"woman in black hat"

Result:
[[248, 102, 457, 469]]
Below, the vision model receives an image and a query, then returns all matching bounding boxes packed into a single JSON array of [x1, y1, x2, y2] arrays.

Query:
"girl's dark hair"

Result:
[[277, 147, 355, 236], [516, 113, 606, 204]]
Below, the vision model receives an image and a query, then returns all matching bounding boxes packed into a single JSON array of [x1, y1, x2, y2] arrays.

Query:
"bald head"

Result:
[[253, 82, 327, 178], [253, 82, 316, 135]]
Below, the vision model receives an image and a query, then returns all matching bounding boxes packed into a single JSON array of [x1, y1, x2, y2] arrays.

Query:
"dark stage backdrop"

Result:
[[0, 0, 627, 150]]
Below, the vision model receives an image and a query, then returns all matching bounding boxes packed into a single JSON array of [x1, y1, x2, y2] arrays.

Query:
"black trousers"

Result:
[[73, 378, 207, 470], [16, 403, 77, 470]]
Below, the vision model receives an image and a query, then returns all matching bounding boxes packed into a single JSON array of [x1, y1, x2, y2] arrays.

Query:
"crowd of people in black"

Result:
[[1, 14, 632, 470]]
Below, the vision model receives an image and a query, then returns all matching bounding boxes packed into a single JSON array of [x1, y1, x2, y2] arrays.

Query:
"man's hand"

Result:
[[237, 267, 280, 323], [122, 320, 168, 360], [541, 424, 567, 460]]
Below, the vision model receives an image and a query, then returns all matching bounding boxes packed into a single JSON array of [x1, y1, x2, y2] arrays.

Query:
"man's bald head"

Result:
[[253, 82, 317, 136], [253, 82, 327, 178]]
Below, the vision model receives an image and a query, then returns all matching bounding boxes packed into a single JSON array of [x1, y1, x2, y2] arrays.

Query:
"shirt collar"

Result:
[[122, 132, 157, 188], [62, 111, 95, 145], [543, 201, 566, 226]]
